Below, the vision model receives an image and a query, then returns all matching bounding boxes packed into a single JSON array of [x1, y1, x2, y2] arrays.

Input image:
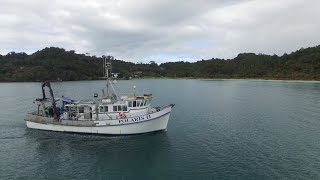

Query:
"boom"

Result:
[[41, 81, 58, 120]]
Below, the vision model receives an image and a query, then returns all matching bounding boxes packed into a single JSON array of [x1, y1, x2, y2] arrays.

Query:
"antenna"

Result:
[[133, 85, 136, 97]]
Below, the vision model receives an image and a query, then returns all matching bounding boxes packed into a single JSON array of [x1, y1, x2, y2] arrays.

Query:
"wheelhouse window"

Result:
[[112, 105, 127, 112], [128, 101, 132, 107], [139, 100, 143, 107], [100, 106, 108, 113], [78, 107, 84, 113], [133, 101, 136, 107], [141, 100, 145, 107], [104, 106, 108, 112]]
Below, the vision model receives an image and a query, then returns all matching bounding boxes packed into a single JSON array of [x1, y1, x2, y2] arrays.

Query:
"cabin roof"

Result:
[[61, 97, 75, 103], [127, 95, 152, 100]]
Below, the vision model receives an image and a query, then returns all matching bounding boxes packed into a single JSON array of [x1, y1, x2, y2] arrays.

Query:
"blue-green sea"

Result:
[[0, 79, 320, 179]]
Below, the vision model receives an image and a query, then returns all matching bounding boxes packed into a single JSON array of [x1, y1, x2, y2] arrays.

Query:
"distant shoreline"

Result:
[[134, 76, 320, 83], [198, 78, 320, 83], [2, 46, 320, 83], [1, 77, 320, 83]]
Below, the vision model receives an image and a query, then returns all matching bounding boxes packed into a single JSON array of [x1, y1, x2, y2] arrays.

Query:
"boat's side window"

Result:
[[133, 101, 136, 107], [141, 100, 145, 107], [144, 100, 147, 106], [112, 105, 125, 112], [100, 106, 108, 112], [99, 106, 104, 112], [128, 101, 132, 107], [79, 107, 84, 113], [104, 106, 108, 112]]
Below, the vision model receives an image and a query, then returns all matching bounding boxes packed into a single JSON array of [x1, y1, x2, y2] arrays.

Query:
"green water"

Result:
[[0, 79, 320, 179]]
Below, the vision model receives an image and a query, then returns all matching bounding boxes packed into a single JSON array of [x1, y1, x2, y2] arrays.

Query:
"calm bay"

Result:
[[0, 79, 319, 179]]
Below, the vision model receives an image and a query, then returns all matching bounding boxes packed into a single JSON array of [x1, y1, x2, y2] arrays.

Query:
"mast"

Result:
[[103, 55, 118, 100], [103, 55, 112, 79]]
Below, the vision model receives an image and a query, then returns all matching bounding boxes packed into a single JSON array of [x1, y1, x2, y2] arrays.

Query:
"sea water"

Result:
[[0, 79, 319, 179]]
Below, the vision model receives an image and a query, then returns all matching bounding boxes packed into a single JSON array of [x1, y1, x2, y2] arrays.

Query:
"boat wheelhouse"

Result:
[[63, 94, 154, 121]]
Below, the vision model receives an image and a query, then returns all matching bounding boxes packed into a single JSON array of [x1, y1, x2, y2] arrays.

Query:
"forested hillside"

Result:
[[0, 45, 320, 81], [162, 46, 320, 80]]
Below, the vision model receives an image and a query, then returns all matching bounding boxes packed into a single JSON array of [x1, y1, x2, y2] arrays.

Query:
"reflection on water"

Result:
[[24, 129, 173, 179]]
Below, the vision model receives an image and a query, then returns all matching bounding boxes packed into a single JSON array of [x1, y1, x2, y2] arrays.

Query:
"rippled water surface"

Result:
[[0, 79, 320, 179]]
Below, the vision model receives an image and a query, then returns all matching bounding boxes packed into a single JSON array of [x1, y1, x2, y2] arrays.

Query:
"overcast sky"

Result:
[[1, 0, 319, 63]]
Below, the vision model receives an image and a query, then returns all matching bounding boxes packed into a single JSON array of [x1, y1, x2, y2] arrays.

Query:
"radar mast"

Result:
[[102, 55, 118, 100]]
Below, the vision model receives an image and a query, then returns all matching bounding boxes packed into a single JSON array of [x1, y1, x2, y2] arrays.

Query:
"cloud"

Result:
[[0, 0, 319, 63]]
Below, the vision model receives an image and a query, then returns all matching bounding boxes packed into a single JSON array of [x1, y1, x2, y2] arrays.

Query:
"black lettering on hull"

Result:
[[118, 114, 153, 125]]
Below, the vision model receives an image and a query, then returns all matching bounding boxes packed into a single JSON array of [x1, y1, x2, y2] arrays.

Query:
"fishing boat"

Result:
[[25, 56, 175, 135]]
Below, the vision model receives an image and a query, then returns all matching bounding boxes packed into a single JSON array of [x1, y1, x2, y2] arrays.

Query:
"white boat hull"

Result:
[[26, 106, 173, 135]]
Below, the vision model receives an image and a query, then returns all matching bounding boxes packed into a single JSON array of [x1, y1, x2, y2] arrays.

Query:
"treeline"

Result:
[[162, 46, 320, 80], [0, 45, 320, 81]]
